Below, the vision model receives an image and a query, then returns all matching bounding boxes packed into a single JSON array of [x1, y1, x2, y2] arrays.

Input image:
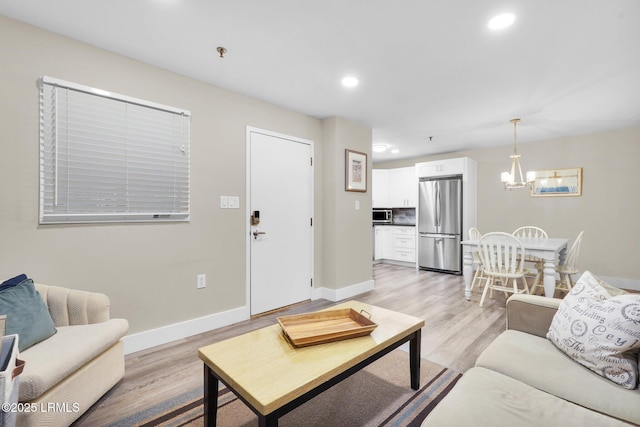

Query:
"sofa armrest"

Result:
[[506, 294, 562, 338], [35, 283, 111, 327]]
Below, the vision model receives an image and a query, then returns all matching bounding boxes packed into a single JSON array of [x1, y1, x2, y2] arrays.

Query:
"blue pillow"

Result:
[[0, 274, 28, 292], [0, 278, 57, 351]]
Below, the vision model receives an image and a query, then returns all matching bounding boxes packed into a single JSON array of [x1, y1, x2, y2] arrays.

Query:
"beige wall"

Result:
[[377, 126, 640, 282], [0, 16, 373, 336], [322, 118, 373, 289]]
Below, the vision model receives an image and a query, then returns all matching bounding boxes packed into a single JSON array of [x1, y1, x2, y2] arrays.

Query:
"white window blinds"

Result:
[[39, 76, 190, 224]]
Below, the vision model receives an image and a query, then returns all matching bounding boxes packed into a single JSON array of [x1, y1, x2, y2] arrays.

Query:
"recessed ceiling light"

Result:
[[488, 13, 515, 30], [341, 76, 359, 88], [372, 144, 388, 153], [391, 149, 399, 154]]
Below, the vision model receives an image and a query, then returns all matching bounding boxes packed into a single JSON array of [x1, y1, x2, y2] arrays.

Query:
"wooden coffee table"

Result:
[[198, 300, 425, 427]]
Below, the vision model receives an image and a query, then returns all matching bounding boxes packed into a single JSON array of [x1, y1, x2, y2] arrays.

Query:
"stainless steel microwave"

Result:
[[372, 209, 392, 223]]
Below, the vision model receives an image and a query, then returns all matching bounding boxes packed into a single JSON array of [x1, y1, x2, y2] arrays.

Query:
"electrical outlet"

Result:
[[197, 274, 206, 289]]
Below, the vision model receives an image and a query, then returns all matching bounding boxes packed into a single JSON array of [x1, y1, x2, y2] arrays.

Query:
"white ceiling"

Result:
[[1, 0, 639, 163]]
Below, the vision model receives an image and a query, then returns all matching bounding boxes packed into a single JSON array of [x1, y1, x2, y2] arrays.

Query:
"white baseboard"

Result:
[[376, 259, 415, 268], [312, 279, 375, 302], [122, 305, 249, 355], [121, 279, 375, 354]]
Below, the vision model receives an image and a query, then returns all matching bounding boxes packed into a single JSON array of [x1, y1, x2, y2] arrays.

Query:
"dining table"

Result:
[[461, 236, 570, 300]]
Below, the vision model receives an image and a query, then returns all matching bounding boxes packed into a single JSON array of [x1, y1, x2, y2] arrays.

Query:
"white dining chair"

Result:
[[478, 232, 530, 308], [532, 231, 584, 295], [512, 226, 548, 240], [512, 226, 548, 294], [469, 227, 489, 292]]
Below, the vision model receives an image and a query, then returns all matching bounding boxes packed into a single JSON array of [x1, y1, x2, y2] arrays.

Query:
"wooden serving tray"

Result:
[[277, 308, 378, 347]]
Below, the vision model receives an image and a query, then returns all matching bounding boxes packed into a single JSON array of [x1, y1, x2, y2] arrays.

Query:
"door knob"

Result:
[[252, 230, 266, 240]]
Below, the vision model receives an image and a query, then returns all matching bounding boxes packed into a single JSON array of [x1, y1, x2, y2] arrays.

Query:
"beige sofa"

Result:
[[17, 284, 129, 427], [422, 294, 640, 427]]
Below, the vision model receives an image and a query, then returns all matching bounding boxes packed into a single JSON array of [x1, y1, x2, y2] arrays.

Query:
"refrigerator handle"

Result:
[[435, 183, 440, 229]]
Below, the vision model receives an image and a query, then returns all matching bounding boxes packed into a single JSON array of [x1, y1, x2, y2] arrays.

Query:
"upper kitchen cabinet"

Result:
[[373, 166, 417, 208], [416, 157, 467, 178], [388, 167, 417, 207], [372, 169, 389, 208]]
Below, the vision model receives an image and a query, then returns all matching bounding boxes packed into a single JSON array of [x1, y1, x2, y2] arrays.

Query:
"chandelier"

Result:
[[500, 118, 535, 190]]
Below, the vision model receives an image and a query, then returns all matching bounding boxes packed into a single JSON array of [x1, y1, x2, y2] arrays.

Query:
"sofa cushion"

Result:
[[547, 271, 640, 389], [18, 318, 129, 401], [421, 367, 633, 427], [0, 278, 57, 351], [476, 330, 640, 425]]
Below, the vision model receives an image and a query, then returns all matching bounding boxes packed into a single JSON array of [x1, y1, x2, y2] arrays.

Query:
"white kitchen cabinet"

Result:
[[374, 225, 415, 263], [372, 169, 389, 208], [374, 226, 383, 260], [405, 169, 418, 207], [393, 248, 415, 263], [374, 166, 417, 208], [415, 157, 466, 178], [387, 167, 417, 207], [393, 227, 415, 248], [374, 225, 395, 260], [392, 226, 415, 262], [381, 227, 395, 259]]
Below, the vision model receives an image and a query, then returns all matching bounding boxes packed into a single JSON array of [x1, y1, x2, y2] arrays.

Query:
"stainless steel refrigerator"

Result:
[[418, 176, 462, 274]]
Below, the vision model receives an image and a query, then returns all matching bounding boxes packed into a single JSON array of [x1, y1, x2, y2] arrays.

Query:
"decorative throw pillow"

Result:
[[0, 274, 28, 292], [0, 278, 57, 351], [547, 271, 640, 389]]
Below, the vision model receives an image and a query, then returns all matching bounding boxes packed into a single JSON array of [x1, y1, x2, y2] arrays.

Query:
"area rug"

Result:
[[108, 350, 461, 427]]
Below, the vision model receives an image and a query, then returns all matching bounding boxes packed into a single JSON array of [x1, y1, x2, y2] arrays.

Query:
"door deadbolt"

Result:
[[251, 210, 260, 226]]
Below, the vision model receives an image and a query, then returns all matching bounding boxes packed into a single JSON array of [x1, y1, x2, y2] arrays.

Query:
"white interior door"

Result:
[[248, 129, 313, 315]]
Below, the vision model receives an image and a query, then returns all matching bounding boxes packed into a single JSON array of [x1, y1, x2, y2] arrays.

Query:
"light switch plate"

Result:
[[229, 196, 240, 209], [196, 274, 206, 289], [220, 196, 229, 208]]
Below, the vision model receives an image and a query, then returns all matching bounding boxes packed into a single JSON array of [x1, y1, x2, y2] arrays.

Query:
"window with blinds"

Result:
[[39, 76, 190, 224]]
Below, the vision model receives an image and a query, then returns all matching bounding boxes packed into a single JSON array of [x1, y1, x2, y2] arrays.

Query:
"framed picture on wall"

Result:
[[530, 167, 583, 197], [345, 149, 367, 192]]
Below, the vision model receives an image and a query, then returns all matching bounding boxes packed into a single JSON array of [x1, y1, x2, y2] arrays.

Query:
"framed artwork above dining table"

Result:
[[530, 167, 582, 197]]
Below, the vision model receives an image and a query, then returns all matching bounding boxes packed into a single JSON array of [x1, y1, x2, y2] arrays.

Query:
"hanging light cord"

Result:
[[511, 118, 520, 155]]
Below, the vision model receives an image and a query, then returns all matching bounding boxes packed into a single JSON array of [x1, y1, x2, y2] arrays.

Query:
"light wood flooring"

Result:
[[73, 263, 509, 426]]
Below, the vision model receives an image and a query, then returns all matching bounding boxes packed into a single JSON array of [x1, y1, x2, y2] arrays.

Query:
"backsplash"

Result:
[[392, 207, 416, 225]]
